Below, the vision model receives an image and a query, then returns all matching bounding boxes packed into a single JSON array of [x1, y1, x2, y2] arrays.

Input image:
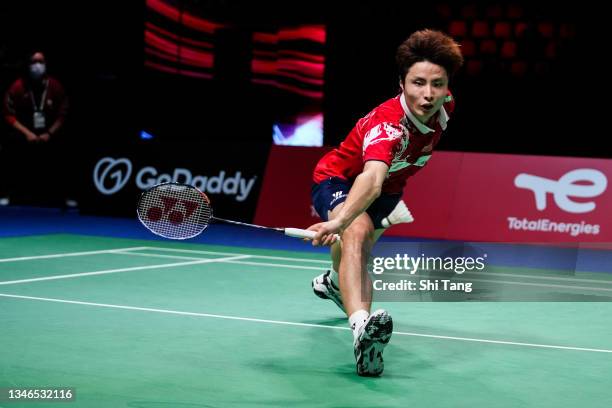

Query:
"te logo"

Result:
[[514, 169, 608, 214]]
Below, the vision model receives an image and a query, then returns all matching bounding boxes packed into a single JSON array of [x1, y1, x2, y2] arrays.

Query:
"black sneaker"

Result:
[[312, 270, 344, 312], [353, 309, 393, 376]]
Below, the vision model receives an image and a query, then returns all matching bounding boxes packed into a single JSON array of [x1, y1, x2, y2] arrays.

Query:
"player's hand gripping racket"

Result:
[[137, 182, 335, 241]]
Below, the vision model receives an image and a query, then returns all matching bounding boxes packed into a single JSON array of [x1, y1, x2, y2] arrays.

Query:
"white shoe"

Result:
[[354, 309, 393, 376], [0, 197, 9, 206], [312, 270, 344, 312]]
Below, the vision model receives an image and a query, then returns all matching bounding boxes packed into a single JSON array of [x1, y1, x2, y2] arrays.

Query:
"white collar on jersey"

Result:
[[400, 93, 449, 133]]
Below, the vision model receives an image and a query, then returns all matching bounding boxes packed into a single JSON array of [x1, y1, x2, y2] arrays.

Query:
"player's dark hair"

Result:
[[396, 29, 463, 80]]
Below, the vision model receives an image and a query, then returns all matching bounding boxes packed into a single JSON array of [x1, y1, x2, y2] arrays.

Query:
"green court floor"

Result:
[[1, 234, 611, 407]]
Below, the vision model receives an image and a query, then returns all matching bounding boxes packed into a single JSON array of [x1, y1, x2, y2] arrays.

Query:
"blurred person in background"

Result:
[[1, 50, 77, 208]]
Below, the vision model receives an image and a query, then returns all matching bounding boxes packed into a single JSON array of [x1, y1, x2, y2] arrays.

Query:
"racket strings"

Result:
[[137, 183, 212, 240]]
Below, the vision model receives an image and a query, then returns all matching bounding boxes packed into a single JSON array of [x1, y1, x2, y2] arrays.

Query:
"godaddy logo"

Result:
[[93, 157, 257, 201]]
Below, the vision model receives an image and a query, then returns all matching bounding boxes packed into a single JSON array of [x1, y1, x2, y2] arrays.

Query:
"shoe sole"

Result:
[[355, 312, 393, 377], [312, 280, 345, 311]]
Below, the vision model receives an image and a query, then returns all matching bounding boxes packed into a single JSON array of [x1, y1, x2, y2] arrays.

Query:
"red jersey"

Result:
[[313, 92, 454, 194]]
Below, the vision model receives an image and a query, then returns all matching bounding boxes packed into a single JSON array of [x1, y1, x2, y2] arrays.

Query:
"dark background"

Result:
[[0, 0, 607, 158]]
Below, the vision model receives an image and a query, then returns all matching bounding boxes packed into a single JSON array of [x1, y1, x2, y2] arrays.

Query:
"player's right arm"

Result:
[[333, 160, 388, 229], [309, 160, 388, 246]]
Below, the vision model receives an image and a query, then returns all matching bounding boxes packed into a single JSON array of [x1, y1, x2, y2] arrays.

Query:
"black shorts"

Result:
[[311, 177, 401, 229]]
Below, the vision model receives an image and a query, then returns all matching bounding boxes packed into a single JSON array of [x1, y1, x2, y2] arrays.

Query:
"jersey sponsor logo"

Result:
[[514, 169, 608, 214], [93, 157, 132, 195]]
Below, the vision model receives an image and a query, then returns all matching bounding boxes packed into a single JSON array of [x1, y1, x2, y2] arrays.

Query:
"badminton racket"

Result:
[[137, 182, 330, 241]]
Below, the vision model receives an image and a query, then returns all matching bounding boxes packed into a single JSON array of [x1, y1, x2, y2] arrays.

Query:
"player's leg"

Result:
[[332, 227, 383, 271], [326, 207, 390, 318], [327, 205, 393, 376], [310, 178, 350, 311], [327, 203, 375, 315], [310, 178, 395, 375], [315, 227, 385, 312], [311, 179, 398, 314]]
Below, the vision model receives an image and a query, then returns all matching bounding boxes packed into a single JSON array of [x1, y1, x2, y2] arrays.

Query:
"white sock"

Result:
[[349, 310, 369, 340], [329, 267, 340, 289]]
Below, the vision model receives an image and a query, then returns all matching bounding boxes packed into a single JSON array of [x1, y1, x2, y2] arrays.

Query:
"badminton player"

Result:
[[307, 29, 464, 376]]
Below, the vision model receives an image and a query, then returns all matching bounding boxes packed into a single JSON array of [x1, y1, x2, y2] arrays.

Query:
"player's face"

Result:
[[400, 61, 448, 124]]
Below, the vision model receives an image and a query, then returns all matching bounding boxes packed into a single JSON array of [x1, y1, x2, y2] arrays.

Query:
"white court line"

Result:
[[2, 244, 607, 291], [140, 246, 612, 283], [120, 252, 612, 292], [225, 260, 326, 271], [0, 255, 251, 286], [1, 292, 611, 354], [0, 246, 150, 263], [140, 246, 330, 264], [122, 252, 325, 272], [114, 252, 207, 261], [4, 244, 606, 286]]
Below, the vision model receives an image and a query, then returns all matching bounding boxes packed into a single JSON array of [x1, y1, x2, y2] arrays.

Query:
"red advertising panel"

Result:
[[256, 146, 612, 242], [255, 146, 330, 228], [442, 154, 611, 242]]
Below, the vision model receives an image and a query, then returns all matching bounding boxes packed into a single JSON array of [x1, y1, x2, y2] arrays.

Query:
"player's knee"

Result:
[[343, 223, 375, 248]]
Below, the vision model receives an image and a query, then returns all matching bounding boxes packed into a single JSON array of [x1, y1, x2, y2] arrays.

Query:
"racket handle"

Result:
[[284, 228, 316, 239], [284, 228, 341, 242]]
